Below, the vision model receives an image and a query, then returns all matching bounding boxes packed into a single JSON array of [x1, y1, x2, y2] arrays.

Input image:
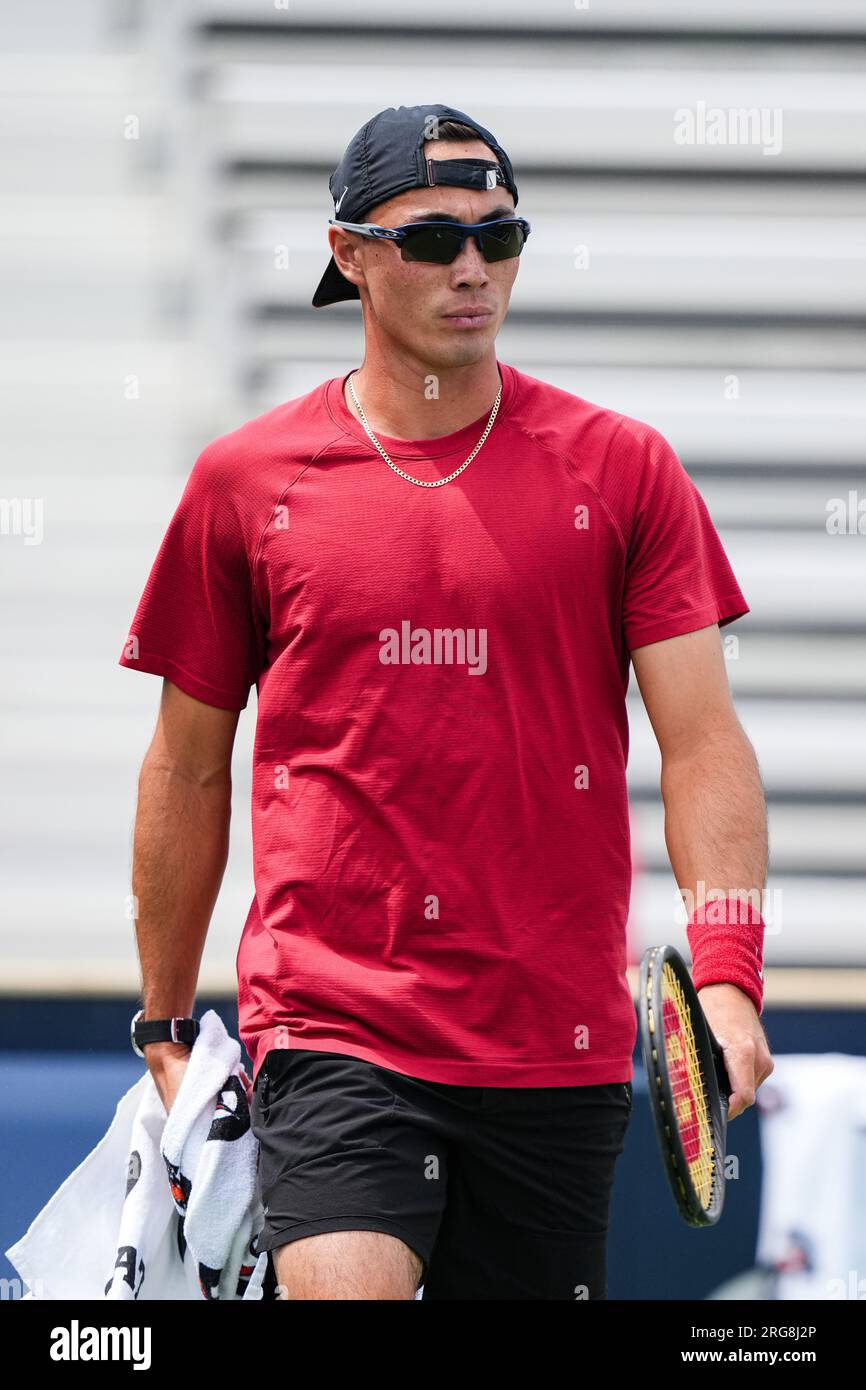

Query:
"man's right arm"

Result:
[[131, 677, 241, 1113]]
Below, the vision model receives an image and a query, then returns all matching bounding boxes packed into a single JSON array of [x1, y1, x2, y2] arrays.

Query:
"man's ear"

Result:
[[329, 227, 365, 294]]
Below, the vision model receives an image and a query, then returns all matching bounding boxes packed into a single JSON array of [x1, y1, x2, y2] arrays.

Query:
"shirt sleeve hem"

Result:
[[118, 651, 250, 711], [625, 594, 750, 652]]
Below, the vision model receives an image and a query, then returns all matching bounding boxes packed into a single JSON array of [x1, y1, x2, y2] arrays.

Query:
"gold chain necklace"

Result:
[[346, 371, 502, 489]]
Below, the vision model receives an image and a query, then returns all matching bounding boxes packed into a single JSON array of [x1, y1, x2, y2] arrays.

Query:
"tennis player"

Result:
[[120, 103, 774, 1300]]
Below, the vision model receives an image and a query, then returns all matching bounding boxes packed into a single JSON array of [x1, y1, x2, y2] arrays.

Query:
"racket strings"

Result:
[[661, 964, 717, 1210]]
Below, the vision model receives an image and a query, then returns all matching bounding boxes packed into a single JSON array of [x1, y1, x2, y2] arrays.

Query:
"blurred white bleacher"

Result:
[[1, 0, 864, 996]]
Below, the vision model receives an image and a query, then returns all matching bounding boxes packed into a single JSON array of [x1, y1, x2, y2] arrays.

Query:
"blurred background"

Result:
[[1, 0, 864, 1300]]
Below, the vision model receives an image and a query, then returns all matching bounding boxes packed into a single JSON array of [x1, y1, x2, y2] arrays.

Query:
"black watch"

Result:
[[131, 1008, 200, 1059]]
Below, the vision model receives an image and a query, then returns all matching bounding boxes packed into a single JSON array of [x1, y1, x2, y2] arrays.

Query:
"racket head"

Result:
[[638, 944, 731, 1227]]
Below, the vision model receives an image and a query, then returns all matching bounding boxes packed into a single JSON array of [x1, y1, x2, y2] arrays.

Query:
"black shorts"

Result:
[[250, 1047, 632, 1300]]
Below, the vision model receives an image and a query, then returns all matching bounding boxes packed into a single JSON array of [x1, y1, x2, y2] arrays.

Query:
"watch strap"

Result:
[[131, 1009, 200, 1058]]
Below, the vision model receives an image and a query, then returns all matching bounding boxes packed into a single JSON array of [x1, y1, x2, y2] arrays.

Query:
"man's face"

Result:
[[332, 139, 521, 368]]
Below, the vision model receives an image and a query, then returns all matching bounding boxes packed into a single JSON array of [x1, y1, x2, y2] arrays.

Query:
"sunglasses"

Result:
[[329, 216, 531, 265]]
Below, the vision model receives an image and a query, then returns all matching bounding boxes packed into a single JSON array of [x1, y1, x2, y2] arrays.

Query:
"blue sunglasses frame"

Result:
[[329, 216, 532, 263]]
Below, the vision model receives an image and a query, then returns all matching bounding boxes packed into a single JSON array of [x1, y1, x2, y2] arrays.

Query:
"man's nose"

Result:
[[450, 235, 489, 281]]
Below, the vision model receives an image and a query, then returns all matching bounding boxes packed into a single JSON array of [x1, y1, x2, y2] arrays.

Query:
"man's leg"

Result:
[[272, 1229, 423, 1300], [251, 1049, 443, 1301], [421, 1080, 632, 1300]]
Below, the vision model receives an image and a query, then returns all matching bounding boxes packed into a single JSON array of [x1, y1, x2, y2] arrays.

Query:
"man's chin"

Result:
[[428, 328, 497, 367]]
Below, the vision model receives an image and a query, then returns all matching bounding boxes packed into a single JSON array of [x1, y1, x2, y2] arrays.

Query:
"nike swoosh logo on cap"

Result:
[[335, 185, 349, 214]]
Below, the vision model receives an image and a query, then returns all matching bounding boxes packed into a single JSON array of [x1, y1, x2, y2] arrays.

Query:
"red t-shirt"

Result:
[[119, 361, 749, 1087]]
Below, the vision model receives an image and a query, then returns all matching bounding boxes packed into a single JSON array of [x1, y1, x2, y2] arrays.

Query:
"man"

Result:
[[120, 103, 773, 1301]]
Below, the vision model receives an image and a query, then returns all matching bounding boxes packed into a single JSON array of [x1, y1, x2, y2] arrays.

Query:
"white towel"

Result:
[[6, 1009, 269, 1300], [755, 1052, 866, 1300]]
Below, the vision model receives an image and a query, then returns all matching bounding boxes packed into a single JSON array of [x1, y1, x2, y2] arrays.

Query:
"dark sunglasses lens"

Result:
[[399, 222, 527, 264], [479, 222, 526, 261], [400, 226, 463, 264]]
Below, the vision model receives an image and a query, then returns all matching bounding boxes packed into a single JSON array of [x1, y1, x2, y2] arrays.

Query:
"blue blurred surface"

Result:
[[5, 997, 864, 1299], [1, 1047, 761, 1300]]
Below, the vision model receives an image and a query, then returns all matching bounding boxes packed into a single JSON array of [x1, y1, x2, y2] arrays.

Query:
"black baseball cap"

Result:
[[312, 103, 519, 308]]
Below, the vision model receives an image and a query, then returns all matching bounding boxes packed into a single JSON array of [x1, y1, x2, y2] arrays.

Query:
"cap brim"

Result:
[[312, 253, 360, 308]]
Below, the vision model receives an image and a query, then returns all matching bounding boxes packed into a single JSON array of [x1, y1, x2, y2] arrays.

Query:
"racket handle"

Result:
[[708, 1030, 732, 1102]]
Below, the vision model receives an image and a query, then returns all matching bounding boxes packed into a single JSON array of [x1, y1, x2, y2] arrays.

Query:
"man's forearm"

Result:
[[660, 719, 768, 915], [131, 751, 232, 1020]]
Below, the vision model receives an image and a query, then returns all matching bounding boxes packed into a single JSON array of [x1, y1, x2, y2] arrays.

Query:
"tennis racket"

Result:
[[638, 944, 732, 1227]]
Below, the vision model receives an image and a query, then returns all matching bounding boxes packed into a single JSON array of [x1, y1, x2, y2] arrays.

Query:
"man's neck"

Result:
[[343, 358, 502, 442]]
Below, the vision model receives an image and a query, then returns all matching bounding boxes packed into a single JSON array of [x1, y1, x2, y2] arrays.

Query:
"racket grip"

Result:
[[709, 1032, 732, 1102]]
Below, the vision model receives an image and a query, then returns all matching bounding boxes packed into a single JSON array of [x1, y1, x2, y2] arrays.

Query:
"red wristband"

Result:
[[686, 896, 765, 1016]]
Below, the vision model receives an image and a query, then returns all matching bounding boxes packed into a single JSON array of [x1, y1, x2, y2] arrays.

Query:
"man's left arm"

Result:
[[631, 622, 774, 1120]]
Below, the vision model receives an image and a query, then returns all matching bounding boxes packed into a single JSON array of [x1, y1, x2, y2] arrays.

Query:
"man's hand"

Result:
[[697, 982, 774, 1121], [146, 1041, 192, 1116]]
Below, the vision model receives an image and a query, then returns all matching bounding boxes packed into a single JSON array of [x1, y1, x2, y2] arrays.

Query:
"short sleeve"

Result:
[[622, 425, 749, 651], [118, 442, 266, 710]]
